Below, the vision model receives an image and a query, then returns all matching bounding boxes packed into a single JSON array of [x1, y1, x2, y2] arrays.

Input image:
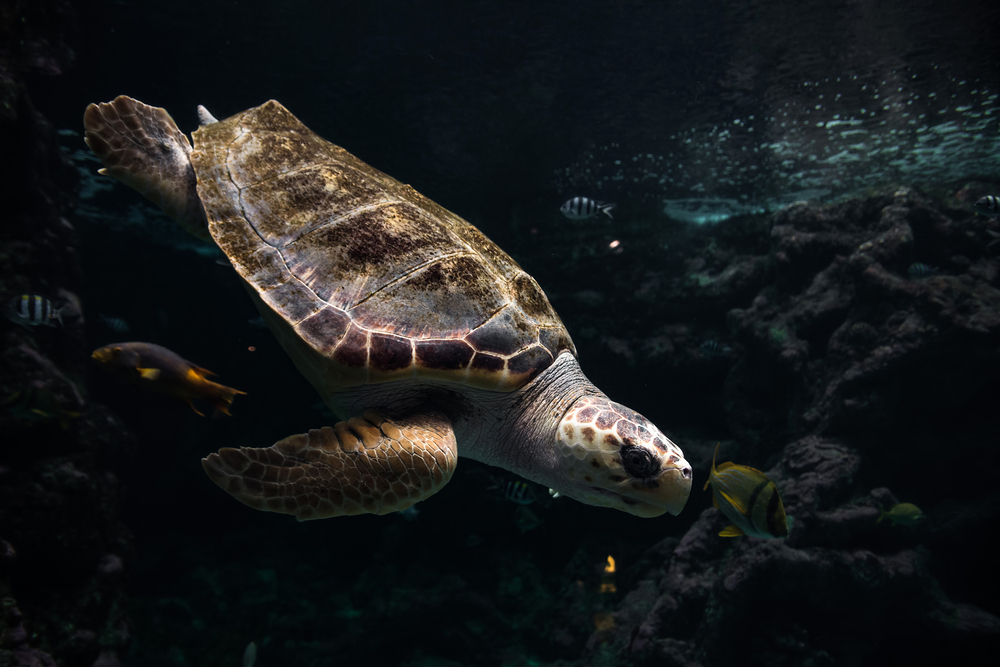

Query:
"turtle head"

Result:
[[552, 396, 692, 517]]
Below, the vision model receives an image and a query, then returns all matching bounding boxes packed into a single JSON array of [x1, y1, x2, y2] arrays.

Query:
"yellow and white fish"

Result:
[[4, 388, 81, 429], [703, 443, 789, 539]]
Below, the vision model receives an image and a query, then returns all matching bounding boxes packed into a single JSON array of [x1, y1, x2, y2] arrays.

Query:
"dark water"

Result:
[[9, 0, 1000, 665]]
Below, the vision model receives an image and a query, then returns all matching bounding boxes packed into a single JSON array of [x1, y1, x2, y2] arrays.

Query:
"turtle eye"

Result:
[[621, 446, 658, 479]]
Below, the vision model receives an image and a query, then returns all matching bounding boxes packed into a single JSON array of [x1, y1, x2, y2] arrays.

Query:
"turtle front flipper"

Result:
[[83, 96, 210, 241], [201, 410, 457, 520]]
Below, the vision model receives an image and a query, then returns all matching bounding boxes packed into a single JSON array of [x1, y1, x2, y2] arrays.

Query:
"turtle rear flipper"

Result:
[[83, 96, 210, 240], [201, 410, 457, 520]]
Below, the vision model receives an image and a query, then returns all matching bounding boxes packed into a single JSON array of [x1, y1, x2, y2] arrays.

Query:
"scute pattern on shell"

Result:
[[190, 100, 574, 391]]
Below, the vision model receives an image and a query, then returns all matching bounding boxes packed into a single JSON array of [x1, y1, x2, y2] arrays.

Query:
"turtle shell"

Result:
[[190, 100, 574, 392]]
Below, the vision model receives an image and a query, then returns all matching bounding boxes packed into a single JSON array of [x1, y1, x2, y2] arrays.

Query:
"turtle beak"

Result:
[[617, 458, 693, 518], [569, 455, 694, 518], [654, 458, 693, 515]]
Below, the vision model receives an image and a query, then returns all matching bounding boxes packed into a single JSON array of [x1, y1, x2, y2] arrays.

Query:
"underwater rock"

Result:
[[0, 15, 134, 666], [771, 436, 861, 523], [576, 464, 998, 667], [559, 187, 1000, 666], [0, 546, 59, 667], [769, 196, 892, 293], [89, 652, 121, 667], [722, 187, 1000, 443]]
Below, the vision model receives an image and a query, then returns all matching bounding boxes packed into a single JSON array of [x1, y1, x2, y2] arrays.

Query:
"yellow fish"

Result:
[[703, 443, 789, 539], [4, 388, 81, 429], [92, 342, 246, 416], [877, 502, 924, 526]]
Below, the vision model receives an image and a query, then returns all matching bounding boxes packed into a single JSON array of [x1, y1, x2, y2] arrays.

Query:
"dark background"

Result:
[[4, 0, 1000, 665]]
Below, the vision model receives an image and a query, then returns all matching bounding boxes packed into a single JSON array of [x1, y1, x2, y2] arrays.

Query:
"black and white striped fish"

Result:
[[504, 480, 538, 505], [3, 294, 64, 328], [700, 340, 732, 356], [974, 195, 1000, 218], [907, 262, 938, 279], [560, 196, 616, 220]]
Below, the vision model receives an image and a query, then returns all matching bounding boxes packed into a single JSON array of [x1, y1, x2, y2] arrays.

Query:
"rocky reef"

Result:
[[536, 186, 1000, 666], [1, 3, 133, 666]]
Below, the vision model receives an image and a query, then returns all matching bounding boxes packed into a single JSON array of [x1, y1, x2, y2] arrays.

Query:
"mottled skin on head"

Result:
[[83, 96, 693, 519], [556, 396, 690, 517]]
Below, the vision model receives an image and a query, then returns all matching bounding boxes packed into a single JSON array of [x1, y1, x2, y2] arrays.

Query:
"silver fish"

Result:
[[3, 294, 63, 328], [560, 196, 615, 220], [99, 315, 131, 332], [399, 505, 421, 521], [243, 641, 257, 667]]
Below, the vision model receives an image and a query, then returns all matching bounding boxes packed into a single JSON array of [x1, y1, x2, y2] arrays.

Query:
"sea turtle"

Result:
[[83, 96, 693, 520]]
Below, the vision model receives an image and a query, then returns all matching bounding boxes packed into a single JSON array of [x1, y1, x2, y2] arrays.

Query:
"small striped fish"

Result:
[[907, 262, 938, 279], [3, 294, 63, 328], [560, 196, 616, 220], [974, 195, 999, 218], [700, 340, 732, 356], [502, 480, 537, 505]]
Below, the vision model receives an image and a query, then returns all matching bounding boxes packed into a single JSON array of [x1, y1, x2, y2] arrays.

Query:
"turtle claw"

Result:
[[201, 410, 457, 520]]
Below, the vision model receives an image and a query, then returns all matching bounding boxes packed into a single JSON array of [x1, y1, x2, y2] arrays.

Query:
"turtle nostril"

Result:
[[681, 467, 692, 479]]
